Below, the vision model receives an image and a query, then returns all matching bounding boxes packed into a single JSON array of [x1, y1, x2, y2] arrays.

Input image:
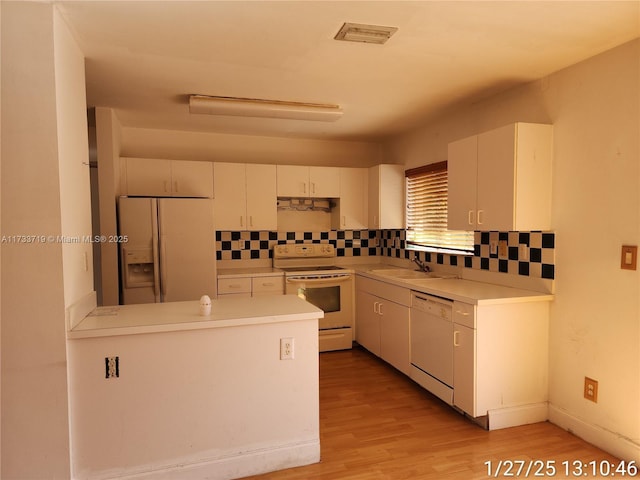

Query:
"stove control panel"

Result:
[[273, 243, 335, 258]]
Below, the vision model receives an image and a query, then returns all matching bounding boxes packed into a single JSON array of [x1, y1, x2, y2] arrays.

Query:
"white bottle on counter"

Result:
[[199, 295, 212, 316]]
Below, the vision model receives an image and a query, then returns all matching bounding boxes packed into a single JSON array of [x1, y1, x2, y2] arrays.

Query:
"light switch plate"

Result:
[[621, 245, 637, 270]]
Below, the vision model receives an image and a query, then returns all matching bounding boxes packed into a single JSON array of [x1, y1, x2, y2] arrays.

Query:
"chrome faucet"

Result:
[[412, 255, 431, 273]]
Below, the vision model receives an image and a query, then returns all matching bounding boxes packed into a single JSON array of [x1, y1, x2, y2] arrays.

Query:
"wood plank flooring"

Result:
[[243, 346, 624, 480]]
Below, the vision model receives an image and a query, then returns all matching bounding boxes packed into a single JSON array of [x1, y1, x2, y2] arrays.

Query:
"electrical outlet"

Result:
[[498, 240, 508, 258], [105, 356, 119, 378], [280, 338, 294, 360], [584, 377, 598, 402]]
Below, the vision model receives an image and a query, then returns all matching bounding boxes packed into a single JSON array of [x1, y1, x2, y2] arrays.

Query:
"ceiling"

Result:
[[56, 1, 640, 142]]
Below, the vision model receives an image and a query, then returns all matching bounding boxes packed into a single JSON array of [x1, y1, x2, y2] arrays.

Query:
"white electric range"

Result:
[[273, 243, 353, 352]]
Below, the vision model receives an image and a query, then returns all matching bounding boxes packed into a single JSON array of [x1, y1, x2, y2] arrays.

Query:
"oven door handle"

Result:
[[286, 275, 352, 284]]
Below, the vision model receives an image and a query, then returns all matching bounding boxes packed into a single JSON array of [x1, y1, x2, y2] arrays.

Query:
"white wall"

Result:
[[386, 39, 640, 460], [55, 6, 93, 309], [67, 319, 319, 479], [121, 126, 384, 167], [1, 3, 92, 477]]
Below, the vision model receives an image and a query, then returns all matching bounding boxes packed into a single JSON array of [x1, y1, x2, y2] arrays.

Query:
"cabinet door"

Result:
[[368, 166, 381, 228], [125, 158, 173, 196], [171, 161, 213, 198], [453, 323, 476, 416], [477, 124, 515, 231], [218, 277, 252, 296], [246, 164, 277, 230], [277, 165, 309, 197], [309, 166, 340, 197], [379, 301, 410, 375], [213, 163, 246, 230], [447, 136, 478, 230], [334, 168, 367, 230], [355, 291, 381, 356], [251, 275, 284, 296], [368, 165, 404, 229]]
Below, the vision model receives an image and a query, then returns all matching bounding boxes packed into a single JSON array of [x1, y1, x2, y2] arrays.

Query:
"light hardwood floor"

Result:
[[243, 346, 624, 480]]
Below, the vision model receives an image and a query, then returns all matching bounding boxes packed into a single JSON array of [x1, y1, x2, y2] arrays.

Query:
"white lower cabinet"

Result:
[[452, 318, 475, 417], [355, 290, 381, 356], [251, 276, 284, 296], [218, 274, 284, 298], [355, 276, 410, 375], [452, 300, 550, 429], [355, 273, 550, 430]]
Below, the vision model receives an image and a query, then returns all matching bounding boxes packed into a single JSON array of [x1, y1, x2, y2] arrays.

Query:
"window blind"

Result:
[[405, 162, 474, 253]]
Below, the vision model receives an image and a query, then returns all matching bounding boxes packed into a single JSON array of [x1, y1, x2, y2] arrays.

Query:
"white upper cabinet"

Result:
[[368, 164, 404, 229], [276, 165, 340, 198], [214, 162, 277, 231], [245, 164, 277, 230], [448, 123, 553, 231], [122, 158, 214, 198], [332, 167, 368, 230]]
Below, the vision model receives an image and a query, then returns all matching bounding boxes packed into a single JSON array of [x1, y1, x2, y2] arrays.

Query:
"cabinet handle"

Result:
[[454, 330, 460, 347], [477, 210, 484, 225], [311, 182, 316, 194], [174, 180, 178, 192], [249, 216, 253, 227], [378, 302, 384, 316], [468, 210, 474, 226], [240, 216, 244, 227], [164, 180, 170, 193], [342, 215, 346, 227], [302, 183, 306, 194], [455, 310, 470, 316]]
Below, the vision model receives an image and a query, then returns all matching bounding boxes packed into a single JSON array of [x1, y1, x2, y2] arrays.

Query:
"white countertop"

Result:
[[351, 264, 553, 305], [69, 295, 324, 339], [217, 267, 284, 278]]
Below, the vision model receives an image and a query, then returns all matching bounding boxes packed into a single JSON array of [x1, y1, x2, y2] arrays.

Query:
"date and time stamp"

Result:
[[484, 460, 637, 477]]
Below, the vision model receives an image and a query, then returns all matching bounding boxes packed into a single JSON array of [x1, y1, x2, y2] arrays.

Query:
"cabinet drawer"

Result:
[[453, 301, 476, 328], [217, 277, 251, 295], [252, 276, 284, 295], [356, 276, 411, 307]]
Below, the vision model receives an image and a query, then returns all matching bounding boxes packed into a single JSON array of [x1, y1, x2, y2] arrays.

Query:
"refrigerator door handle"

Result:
[[151, 199, 161, 302], [160, 235, 168, 299]]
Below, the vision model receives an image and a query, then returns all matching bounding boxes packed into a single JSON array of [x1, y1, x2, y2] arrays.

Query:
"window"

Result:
[[405, 162, 474, 253]]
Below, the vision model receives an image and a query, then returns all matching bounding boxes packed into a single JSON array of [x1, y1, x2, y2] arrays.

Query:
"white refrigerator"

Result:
[[118, 196, 217, 304]]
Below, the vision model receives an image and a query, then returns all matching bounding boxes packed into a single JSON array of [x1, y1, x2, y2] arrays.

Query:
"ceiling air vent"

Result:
[[334, 22, 398, 45]]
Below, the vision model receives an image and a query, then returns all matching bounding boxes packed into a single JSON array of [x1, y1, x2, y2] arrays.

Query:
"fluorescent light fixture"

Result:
[[334, 22, 398, 44], [189, 95, 343, 122]]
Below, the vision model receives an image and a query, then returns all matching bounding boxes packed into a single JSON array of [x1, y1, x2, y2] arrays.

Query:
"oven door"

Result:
[[285, 274, 353, 330]]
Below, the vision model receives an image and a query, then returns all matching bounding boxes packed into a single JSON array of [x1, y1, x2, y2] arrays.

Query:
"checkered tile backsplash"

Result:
[[216, 230, 378, 261], [380, 229, 555, 280], [216, 229, 555, 280]]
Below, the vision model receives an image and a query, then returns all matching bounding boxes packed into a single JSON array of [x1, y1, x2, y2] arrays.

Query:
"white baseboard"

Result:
[[488, 402, 549, 430], [548, 404, 640, 462], [96, 440, 320, 480]]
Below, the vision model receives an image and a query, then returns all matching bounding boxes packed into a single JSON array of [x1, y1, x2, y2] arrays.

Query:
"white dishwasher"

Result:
[[410, 292, 454, 405]]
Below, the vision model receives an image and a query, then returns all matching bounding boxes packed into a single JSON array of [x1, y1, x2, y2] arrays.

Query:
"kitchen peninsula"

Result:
[[67, 296, 323, 480]]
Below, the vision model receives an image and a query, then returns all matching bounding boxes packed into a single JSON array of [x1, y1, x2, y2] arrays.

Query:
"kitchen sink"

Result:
[[369, 268, 449, 280]]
